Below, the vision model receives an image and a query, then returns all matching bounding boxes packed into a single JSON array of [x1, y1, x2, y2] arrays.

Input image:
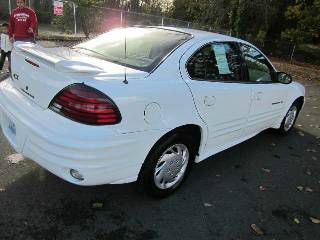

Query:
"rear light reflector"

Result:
[[25, 58, 40, 68], [49, 84, 121, 125]]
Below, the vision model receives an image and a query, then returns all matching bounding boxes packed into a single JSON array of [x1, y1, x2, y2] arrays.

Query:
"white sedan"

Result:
[[0, 27, 305, 197]]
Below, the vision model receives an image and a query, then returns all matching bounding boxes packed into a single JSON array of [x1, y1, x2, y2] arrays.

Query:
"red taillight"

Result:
[[49, 84, 121, 125]]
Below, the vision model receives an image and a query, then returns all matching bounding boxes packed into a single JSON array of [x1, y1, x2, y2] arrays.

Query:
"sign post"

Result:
[[54, 0, 77, 35], [8, 0, 11, 14]]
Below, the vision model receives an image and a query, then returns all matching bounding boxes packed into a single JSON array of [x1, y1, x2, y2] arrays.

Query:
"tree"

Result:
[[282, 0, 320, 44]]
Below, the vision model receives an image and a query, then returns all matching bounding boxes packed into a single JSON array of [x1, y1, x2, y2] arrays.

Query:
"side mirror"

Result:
[[277, 72, 293, 84]]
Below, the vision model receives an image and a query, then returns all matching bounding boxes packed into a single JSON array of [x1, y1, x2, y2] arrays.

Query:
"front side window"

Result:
[[187, 42, 242, 82], [240, 44, 274, 83]]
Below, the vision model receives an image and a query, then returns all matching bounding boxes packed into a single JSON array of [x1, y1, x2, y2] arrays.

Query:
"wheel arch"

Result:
[[138, 124, 203, 180], [292, 96, 305, 111], [152, 124, 203, 157]]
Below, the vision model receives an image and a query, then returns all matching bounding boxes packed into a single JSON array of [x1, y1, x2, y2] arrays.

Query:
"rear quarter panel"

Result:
[[84, 39, 207, 147]]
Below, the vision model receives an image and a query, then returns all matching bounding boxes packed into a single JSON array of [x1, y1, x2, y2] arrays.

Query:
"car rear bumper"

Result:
[[0, 79, 159, 185]]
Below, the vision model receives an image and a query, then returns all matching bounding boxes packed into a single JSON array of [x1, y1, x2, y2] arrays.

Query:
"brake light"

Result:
[[49, 84, 121, 125]]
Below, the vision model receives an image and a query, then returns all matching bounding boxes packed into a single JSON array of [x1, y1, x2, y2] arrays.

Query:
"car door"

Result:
[[239, 44, 288, 135], [180, 41, 252, 155]]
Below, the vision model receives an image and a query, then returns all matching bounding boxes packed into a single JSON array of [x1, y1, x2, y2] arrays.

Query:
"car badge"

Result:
[[13, 73, 19, 80]]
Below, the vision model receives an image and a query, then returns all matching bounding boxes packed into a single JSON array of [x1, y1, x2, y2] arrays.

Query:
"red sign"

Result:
[[54, 1, 64, 16]]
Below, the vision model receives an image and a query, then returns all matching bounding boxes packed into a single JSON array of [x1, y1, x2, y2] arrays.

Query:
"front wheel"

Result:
[[138, 134, 195, 198], [279, 103, 299, 133]]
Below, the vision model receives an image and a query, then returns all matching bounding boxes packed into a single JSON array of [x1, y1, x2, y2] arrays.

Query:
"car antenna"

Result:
[[123, 12, 128, 85]]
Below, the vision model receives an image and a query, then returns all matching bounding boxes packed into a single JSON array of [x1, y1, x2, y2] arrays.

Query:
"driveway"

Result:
[[0, 59, 319, 240]]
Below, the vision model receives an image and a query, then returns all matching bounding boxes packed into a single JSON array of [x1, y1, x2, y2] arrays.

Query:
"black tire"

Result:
[[279, 103, 300, 134], [138, 133, 195, 198]]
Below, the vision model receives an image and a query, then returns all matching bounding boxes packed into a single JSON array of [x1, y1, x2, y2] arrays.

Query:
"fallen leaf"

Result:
[[204, 203, 212, 207], [0, 188, 5, 192], [92, 202, 104, 209], [310, 217, 320, 224], [216, 174, 221, 177], [312, 156, 318, 161], [294, 218, 300, 224], [305, 187, 313, 192], [307, 149, 317, 153], [305, 170, 312, 176], [297, 186, 304, 191], [298, 131, 305, 137], [259, 186, 267, 191], [6, 154, 24, 164], [271, 142, 276, 146], [306, 114, 310, 117], [297, 124, 303, 127], [262, 168, 271, 173], [250, 224, 264, 236]]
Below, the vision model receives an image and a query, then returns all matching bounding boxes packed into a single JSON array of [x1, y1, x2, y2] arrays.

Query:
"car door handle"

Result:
[[204, 96, 216, 106], [272, 101, 284, 105]]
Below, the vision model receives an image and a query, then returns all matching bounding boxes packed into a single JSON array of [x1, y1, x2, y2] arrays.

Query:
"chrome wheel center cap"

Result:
[[162, 154, 184, 182]]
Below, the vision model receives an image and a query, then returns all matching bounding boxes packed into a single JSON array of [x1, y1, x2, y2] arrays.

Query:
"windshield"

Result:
[[74, 27, 192, 72]]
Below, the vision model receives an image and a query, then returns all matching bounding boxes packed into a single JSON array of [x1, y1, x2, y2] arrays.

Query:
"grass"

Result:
[[37, 24, 87, 41]]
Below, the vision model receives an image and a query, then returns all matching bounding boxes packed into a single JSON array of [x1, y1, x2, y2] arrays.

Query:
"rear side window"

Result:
[[240, 44, 274, 83], [186, 42, 242, 82]]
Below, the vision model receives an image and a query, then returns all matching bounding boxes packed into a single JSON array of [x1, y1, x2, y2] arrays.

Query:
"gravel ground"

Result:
[[0, 54, 319, 240]]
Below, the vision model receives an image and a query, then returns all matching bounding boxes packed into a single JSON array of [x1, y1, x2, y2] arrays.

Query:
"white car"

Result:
[[0, 27, 305, 197]]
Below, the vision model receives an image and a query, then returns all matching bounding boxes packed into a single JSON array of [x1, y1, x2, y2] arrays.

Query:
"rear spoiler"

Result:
[[14, 42, 104, 74]]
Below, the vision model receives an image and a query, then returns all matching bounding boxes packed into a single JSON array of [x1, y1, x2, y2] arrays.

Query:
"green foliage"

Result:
[[74, 0, 106, 7], [8, 0, 318, 47], [282, 0, 320, 44], [36, 10, 53, 24]]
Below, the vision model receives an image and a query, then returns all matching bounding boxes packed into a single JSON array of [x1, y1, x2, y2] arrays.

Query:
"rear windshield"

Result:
[[73, 27, 192, 72]]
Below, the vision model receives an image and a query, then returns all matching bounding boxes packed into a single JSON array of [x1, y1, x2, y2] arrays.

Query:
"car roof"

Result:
[[143, 26, 276, 71], [147, 26, 252, 45], [152, 26, 236, 41]]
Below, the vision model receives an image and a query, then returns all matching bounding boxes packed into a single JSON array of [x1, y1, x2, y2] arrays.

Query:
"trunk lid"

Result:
[[11, 42, 148, 109]]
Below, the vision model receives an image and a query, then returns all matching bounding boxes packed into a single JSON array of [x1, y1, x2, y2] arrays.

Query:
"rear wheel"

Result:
[[279, 103, 299, 134], [138, 134, 195, 198]]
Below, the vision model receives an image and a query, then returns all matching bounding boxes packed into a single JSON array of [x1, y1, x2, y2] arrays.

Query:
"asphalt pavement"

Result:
[[0, 59, 319, 240]]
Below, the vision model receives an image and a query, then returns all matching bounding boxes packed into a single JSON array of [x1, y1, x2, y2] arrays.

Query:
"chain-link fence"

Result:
[[49, 5, 193, 37], [0, 2, 317, 65], [36, 4, 302, 63]]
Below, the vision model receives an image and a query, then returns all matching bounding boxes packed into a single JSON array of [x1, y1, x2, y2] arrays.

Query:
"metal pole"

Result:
[[73, 3, 77, 35], [161, 17, 164, 26], [290, 44, 296, 62], [28, 0, 31, 7], [8, 0, 11, 14], [120, 11, 123, 25]]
